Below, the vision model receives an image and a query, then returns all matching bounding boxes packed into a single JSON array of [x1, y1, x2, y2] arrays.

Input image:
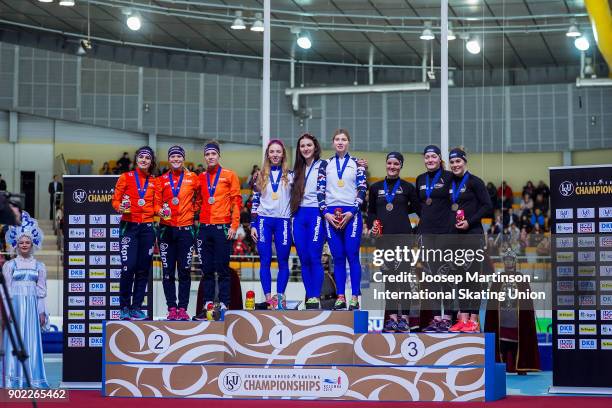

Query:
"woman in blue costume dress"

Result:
[[2, 211, 49, 388]]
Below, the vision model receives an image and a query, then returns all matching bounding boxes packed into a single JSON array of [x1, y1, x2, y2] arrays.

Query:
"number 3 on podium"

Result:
[[269, 325, 293, 349]]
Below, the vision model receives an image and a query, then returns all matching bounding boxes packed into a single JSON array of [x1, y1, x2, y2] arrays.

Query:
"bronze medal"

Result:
[[451, 203, 459, 211], [425, 198, 432, 206], [385, 203, 394, 211]]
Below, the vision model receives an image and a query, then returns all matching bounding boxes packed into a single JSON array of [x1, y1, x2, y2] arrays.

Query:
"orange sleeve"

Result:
[[194, 174, 203, 215], [153, 177, 162, 215], [112, 174, 127, 212], [230, 171, 242, 230]]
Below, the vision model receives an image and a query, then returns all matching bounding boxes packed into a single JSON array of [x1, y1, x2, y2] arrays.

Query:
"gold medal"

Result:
[[451, 203, 459, 211], [272, 192, 279, 200], [337, 179, 345, 188]]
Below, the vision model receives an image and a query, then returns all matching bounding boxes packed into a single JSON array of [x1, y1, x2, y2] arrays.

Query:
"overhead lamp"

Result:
[[59, 0, 75, 5], [574, 36, 589, 51], [447, 21, 456, 41], [38, 0, 54, 3], [230, 10, 246, 30], [123, 9, 142, 31], [76, 39, 91, 56], [566, 19, 581, 37], [420, 21, 435, 41], [251, 12, 264, 32], [466, 35, 481, 54], [297, 31, 312, 49], [584, 57, 595, 77]]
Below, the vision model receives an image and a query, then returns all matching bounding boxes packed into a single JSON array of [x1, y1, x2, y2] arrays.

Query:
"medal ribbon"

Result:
[[451, 172, 470, 204], [269, 166, 282, 194], [384, 178, 401, 205], [335, 154, 350, 183], [206, 166, 222, 200], [134, 172, 149, 201], [305, 160, 319, 184], [168, 170, 184, 200], [425, 169, 442, 201]]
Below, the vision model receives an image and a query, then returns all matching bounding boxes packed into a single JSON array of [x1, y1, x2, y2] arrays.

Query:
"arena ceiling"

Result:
[[0, 1, 605, 75]]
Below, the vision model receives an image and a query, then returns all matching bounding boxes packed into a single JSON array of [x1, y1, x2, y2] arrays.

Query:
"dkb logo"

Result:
[[559, 181, 574, 197], [73, 189, 87, 203], [222, 372, 241, 391]]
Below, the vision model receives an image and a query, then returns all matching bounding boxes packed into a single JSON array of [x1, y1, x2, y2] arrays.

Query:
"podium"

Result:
[[103, 311, 505, 401]]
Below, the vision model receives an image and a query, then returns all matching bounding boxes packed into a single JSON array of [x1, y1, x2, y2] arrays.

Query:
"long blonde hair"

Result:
[[256, 140, 290, 194]]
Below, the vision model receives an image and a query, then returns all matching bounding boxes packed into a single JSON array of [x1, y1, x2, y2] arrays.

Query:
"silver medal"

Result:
[[385, 203, 394, 211], [137, 198, 145, 207], [172, 197, 180, 206], [451, 203, 459, 211], [208, 197, 215, 205]]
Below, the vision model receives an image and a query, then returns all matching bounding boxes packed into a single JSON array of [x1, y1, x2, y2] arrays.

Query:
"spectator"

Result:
[[115, 152, 131, 174], [519, 193, 533, 217], [530, 208, 545, 229], [196, 164, 205, 175], [536, 235, 550, 256], [187, 163, 195, 172], [508, 224, 521, 254], [486, 182, 498, 215], [232, 235, 249, 260], [533, 192, 549, 215], [503, 207, 519, 228], [535, 180, 550, 201], [99, 162, 112, 175], [500, 194, 513, 212], [497, 180, 513, 203], [519, 214, 531, 231], [48, 175, 63, 220], [0, 173, 6, 191], [245, 165, 260, 189], [491, 209, 504, 236], [519, 227, 530, 252], [530, 223, 544, 247], [522, 181, 535, 197]]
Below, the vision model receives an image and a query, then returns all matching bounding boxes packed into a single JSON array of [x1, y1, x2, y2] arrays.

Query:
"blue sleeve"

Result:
[[317, 160, 329, 215], [352, 159, 367, 215]]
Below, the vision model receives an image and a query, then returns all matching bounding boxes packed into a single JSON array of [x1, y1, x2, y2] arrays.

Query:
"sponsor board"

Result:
[[89, 323, 103, 334], [600, 281, 612, 291], [601, 266, 612, 277], [579, 310, 596, 320], [69, 282, 85, 293], [557, 324, 575, 335], [110, 269, 122, 279], [110, 310, 121, 320], [578, 222, 595, 233], [89, 282, 106, 292], [110, 255, 121, 265], [110, 241, 120, 252], [599, 207, 612, 218], [89, 295, 106, 306], [577, 236, 596, 248], [556, 209, 573, 219], [601, 310, 612, 320], [556, 266, 574, 277], [557, 310, 575, 320], [68, 337, 85, 348], [578, 266, 596, 276], [601, 325, 612, 335], [577, 208, 595, 219], [89, 228, 107, 239], [110, 296, 120, 306], [217, 368, 349, 397], [556, 237, 574, 248], [600, 222, 612, 233], [69, 241, 86, 252], [579, 324, 597, 335], [68, 256, 85, 266], [600, 251, 612, 262], [110, 214, 122, 224], [67, 323, 85, 334], [89, 309, 106, 320], [578, 251, 596, 262], [89, 242, 107, 252], [557, 295, 574, 306], [579, 339, 597, 350], [68, 269, 85, 279], [558, 339, 575, 350], [601, 294, 612, 306], [557, 281, 574, 292], [89, 255, 107, 266], [110, 228, 120, 238], [89, 214, 107, 225], [579, 295, 596, 306], [68, 296, 85, 307], [89, 337, 104, 348], [89, 269, 106, 279], [68, 228, 86, 238], [578, 280, 596, 292], [556, 223, 574, 234], [68, 310, 85, 320], [556, 252, 574, 263], [68, 215, 85, 225], [601, 340, 612, 350], [600, 236, 612, 248], [110, 282, 120, 292]]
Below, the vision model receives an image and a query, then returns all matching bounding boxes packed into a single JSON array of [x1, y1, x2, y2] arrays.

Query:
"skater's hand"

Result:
[[39, 313, 46, 328], [337, 211, 354, 229], [118, 201, 128, 213], [455, 220, 469, 230], [227, 227, 237, 240], [251, 227, 258, 243], [324, 213, 339, 229]]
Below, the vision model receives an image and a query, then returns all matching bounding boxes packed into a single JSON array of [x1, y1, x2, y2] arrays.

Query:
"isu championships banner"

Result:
[[550, 165, 612, 388], [62, 175, 153, 383]]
